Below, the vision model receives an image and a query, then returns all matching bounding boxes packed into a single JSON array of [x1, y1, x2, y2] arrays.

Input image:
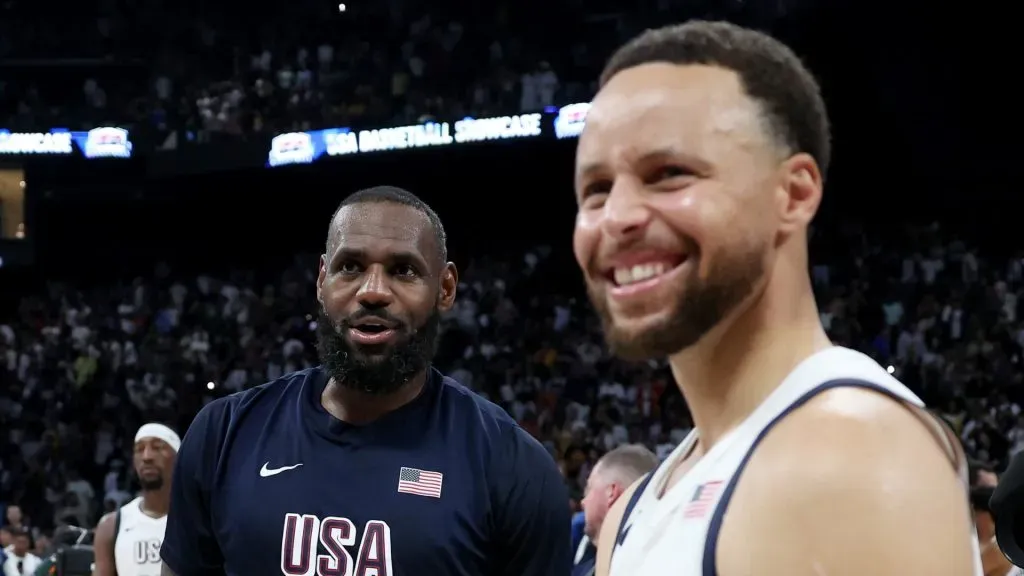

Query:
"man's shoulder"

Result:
[[186, 367, 323, 449], [716, 385, 975, 573], [436, 370, 521, 434], [437, 370, 552, 460], [748, 385, 960, 490], [204, 367, 323, 418]]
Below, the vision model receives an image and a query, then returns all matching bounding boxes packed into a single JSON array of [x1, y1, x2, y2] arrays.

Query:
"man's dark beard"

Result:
[[316, 306, 440, 395], [139, 476, 164, 491], [590, 245, 765, 361]]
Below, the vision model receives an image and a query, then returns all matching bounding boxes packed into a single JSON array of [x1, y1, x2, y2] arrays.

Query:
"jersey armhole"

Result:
[[610, 468, 658, 563], [112, 508, 121, 549]]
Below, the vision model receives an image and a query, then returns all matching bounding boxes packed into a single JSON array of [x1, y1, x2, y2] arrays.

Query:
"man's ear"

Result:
[[438, 262, 458, 311], [775, 152, 823, 235], [317, 254, 328, 303]]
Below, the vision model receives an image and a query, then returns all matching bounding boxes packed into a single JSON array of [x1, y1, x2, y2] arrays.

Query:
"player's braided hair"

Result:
[[329, 185, 448, 266], [601, 20, 831, 180]]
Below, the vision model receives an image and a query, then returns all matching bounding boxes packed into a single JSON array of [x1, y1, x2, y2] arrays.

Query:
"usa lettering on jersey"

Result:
[[133, 538, 162, 564], [280, 513, 393, 576]]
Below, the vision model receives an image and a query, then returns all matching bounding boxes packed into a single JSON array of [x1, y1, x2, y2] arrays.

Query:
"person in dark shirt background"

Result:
[[160, 186, 571, 576]]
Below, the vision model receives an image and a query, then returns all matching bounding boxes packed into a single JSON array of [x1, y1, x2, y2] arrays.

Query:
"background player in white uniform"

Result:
[[571, 20, 981, 576], [93, 424, 179, 576]]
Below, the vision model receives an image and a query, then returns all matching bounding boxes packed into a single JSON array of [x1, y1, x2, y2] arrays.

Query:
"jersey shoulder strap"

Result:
[[611, 469, 657, 556]]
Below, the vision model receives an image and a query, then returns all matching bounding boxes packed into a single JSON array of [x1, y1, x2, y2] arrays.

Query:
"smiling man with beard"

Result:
[[160, 186, 571, 576], [572, 21, 980, 576]]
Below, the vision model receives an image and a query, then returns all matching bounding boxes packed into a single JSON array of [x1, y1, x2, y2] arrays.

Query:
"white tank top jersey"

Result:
[[113, 496, 168, 576], [609, 346, 984, 576]]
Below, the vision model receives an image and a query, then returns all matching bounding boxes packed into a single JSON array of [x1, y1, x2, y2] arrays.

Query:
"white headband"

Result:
[[135, 423, 181, 452]]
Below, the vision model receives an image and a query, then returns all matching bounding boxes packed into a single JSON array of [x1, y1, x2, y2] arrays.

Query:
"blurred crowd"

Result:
[[0, 0, 668, 146], [1, 222, 1023, 549]]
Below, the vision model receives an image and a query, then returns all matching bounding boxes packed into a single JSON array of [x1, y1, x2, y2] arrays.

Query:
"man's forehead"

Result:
[[329, 202, 432, 253], [583, 63, 764, 153]]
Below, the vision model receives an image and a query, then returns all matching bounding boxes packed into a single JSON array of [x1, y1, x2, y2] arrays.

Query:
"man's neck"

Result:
[[668, 262, 830, 450], [321, 370, 428, 425], [140, 489, 170, 517]]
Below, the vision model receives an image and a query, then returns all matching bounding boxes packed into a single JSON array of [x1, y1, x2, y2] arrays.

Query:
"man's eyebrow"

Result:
[[328, 247, 428, 267]]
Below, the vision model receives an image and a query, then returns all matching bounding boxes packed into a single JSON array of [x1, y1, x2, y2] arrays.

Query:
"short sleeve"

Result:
[[160, 400, 228, 576], [491, 425, 573, 576]]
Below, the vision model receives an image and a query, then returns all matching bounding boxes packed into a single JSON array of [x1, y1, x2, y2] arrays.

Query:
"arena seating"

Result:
[[0, 0, 611, 140]]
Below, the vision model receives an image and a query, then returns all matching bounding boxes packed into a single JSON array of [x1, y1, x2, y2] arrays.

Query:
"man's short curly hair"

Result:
[[328, 185, 447, 266], [601, 21, 831, 178]]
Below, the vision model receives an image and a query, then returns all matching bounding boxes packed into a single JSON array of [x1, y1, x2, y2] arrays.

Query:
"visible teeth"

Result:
[[613, 262, 669, 286]]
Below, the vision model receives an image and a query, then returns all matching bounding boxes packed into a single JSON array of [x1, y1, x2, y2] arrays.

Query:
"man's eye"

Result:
[[394, 264, 418, 277]]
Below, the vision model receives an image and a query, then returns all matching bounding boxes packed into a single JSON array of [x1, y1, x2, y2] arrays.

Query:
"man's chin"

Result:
[[345, 341, 399, 360], [350, 350, 395, 365], [602, 314, 698, 361]]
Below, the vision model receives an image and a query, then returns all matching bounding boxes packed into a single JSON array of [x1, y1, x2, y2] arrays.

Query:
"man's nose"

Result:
[[600, 183, 652, 242], [356, 266, 394, 308]]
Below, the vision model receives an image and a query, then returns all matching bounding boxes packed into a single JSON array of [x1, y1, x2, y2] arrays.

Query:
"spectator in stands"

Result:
[[1, 528, 40, 576], [0, 526, 10, 565], [28, 533, 49, 561], [61, 470, 93, 528], [3, 507, 24, 533], [971, 459, 999, 488]]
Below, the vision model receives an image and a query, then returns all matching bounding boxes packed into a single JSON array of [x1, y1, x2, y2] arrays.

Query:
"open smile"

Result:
[[600, 253, 689, 301]]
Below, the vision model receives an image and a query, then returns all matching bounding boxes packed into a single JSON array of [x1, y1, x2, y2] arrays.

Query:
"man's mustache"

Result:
[[339, 309, 405, 330]]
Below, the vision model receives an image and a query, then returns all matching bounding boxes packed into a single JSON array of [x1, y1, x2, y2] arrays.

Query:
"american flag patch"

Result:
[[397, 467, 443, 498], [683, 481, 723, 519]]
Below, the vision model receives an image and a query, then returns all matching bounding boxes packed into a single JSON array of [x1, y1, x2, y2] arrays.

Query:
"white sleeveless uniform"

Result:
[[609, 346, 984, 576], [113, 496, 167, 576]]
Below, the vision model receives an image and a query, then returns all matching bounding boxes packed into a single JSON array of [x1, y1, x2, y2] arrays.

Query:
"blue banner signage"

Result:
[[0, 127, 133, 159], [266, 103, 591, 168]]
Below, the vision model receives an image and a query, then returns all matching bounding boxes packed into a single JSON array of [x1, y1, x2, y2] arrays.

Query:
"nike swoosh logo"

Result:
[[260, 462, 303, 477]]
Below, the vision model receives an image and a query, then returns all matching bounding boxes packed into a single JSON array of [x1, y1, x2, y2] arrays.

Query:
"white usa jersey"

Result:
[[609, 346, 983, 576], [114, 496, 167, 576]]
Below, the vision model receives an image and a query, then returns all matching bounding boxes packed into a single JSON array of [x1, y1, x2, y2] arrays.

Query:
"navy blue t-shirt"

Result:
[[160, 367, 571, 576]]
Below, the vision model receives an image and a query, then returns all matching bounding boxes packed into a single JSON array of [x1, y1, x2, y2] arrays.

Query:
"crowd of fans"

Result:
[[0, 221, 1021, 555], [0, 0, 661, 145]]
